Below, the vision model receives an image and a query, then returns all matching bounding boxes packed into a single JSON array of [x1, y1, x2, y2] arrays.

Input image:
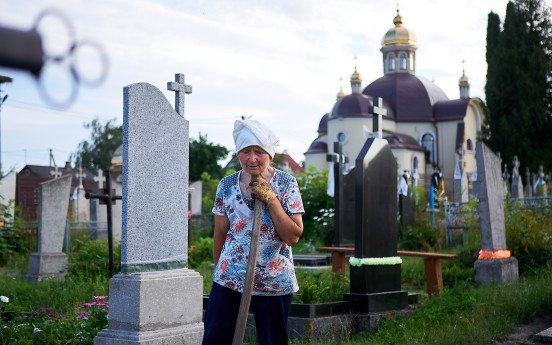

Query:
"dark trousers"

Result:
[[202, 283, 292, 345]]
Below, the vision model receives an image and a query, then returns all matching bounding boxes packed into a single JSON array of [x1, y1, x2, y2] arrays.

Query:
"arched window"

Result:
[[388, 53, 396, 71], [466, 139, 473, 151], [400, 53, 407, 70], [421, 133, 436, 164], [413, 156, 419, 171], [337, 131, 348, 144]]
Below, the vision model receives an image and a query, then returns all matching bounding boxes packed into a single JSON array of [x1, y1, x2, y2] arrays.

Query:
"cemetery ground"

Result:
[[1, 192, 552, 344]]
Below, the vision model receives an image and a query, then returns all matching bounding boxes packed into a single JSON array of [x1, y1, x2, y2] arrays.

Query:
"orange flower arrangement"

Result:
[[478, 249, 511, 260]]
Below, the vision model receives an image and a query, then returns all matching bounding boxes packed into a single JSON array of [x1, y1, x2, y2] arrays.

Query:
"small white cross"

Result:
[[94, 169, 105, 189], [167, 73, 192, 117], [50, 165, 62, 179], [76, 165, 86, 187]]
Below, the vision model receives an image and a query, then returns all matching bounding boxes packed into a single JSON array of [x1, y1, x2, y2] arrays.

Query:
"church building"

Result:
[[304, 11, 485, 199]]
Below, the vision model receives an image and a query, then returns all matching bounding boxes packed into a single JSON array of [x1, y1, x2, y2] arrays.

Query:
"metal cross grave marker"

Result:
[[167, 73, 192, 117], [327, 141, 349, 246], [50, 165, 62, 179], [85, 170, 121, 277]]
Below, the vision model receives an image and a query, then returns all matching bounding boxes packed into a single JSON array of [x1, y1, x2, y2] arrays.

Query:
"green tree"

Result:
[[484, 0, 552, 172], [73, 118, 123, 173], [189, 134, 229, 181]]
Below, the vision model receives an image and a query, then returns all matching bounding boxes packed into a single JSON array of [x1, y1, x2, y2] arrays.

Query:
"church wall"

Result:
[[392, 149, 426, 187], [461, 102, 482, 177], [304, 153, 328, 172], [394, 122, 436, 143], [328, 117, 372, 169]]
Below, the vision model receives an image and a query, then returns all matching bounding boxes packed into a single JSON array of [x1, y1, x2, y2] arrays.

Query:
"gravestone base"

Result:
[[344, 291, 409, 313], [94, 268, 204, 345], [26, 252, 67, 281], [474, 257, 519, 284]]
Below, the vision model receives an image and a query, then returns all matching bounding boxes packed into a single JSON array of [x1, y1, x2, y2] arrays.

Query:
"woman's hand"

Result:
[[250, 176, 278, 207]]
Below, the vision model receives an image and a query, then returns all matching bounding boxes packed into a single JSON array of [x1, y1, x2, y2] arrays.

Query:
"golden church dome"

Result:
[[459, 72, 469, 85], [351, 67, 362, 83], [382, 11, 417, 47]]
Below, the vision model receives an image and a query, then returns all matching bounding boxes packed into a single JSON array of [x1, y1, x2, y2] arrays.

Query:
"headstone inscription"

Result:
[[95, 74, 203, 344], [327, 142, 355, 247], [344, 97, 408, 313], [473, 142, 518, 284], [510, 156, 524, 199], [27, 175, 72, 281]]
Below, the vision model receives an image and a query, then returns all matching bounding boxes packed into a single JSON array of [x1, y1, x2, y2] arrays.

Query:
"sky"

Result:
[[0, 0, 542, 174]]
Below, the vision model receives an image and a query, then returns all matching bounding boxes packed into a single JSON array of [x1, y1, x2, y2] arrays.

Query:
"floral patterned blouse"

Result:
[[211, 169, 304, 296]]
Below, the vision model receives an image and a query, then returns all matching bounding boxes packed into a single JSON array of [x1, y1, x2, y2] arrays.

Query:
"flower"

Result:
[[0, 295, 9, 303], [33, 327, 42, 333], [349, 256, 403, 267], [93, 295, 108, 300], [478, 249, 511, 260]]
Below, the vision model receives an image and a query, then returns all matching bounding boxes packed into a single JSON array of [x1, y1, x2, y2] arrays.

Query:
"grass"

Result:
[[347, 269, 552, 345]]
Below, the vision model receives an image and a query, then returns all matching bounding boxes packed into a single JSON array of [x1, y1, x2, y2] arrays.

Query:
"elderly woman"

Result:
[[202, 119, 304, 345]]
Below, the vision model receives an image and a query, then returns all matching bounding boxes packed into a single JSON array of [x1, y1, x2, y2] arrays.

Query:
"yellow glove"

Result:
[[250, 176, 278, 207]]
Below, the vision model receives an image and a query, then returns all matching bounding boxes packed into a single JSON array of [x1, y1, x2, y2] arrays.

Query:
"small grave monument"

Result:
[[525, 167, 533, 198], [398, 170, 414, 229], [510, 156, 524, 199], [344, 98, 408, 313], [95, 74, 203, 344], [90, 169, 108, 239], [473, 142, 518, 284], [27, 175, 72, 281], [453, 156, 469, 203]]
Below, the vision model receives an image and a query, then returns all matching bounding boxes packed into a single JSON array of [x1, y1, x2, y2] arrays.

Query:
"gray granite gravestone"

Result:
[[473, 142, 518, 284], [27, 175, 72, 281], [95, 74, 203, 345], [344, 98, 408, 313], [510, 156, 524, 199]]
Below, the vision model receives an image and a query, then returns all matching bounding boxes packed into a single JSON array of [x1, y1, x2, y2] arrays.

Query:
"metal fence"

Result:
[[444, 196, 552, 247]]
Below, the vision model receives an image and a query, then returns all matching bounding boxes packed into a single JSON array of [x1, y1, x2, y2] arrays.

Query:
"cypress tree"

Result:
[[484, 0, 552, 172]]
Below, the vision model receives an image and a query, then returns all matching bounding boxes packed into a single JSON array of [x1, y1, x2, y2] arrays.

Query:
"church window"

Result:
[[421, 133, 436, 164], [337, 131, 348, 144], [400, 53, 407, 70], [413, 156, 419, 171], [388, 53, 396, 71], [466, 139, 473, 151]]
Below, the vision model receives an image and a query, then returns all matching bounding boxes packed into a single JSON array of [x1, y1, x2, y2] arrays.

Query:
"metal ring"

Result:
[[37, 60, 79, 108], [33, 8, 76, 61], [70, 39, 109, 87]]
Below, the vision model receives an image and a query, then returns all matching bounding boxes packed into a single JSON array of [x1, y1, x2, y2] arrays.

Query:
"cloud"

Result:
[[0, 0, 522, 170]]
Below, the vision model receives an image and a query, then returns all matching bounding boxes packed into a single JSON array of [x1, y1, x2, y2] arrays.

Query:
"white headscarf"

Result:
[[233, 119, 279, 158]]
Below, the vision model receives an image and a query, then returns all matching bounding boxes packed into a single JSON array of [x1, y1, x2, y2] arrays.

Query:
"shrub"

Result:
[[67, 239, 121, 279], [295, 167, 334, 245], [506, 204, 552, 275], [0, 201, 27, 265], [188, 237, 213, 269], [294, 270, 349, 304]]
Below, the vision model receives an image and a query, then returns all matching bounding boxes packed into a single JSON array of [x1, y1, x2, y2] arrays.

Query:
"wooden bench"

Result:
[[317, 246, 457, 296]]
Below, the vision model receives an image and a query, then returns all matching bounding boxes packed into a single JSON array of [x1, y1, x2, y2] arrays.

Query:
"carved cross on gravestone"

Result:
[[167, 73, 192, 117], [50, 165, 62, 179], [369, 97, 387, 139], [327, 141, 349, 246]]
